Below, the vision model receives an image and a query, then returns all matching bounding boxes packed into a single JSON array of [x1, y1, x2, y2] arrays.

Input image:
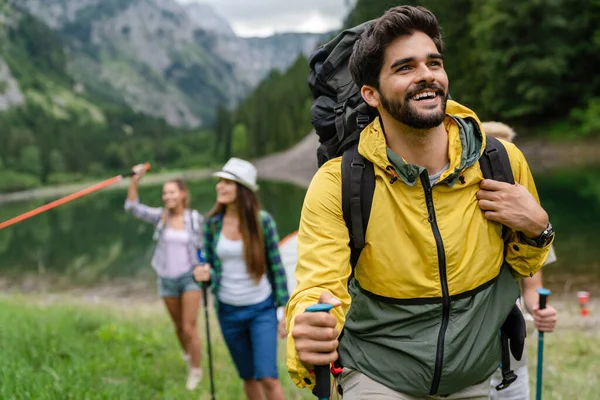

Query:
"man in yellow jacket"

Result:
[[286, 5, 554, 400]]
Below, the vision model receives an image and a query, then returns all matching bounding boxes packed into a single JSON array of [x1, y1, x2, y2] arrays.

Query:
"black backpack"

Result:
[[308, 21, 376, 167], [307, 22, 516, 268], [307, 23, 522, 392]]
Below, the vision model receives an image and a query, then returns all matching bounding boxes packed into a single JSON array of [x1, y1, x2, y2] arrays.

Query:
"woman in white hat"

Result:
[[124, 166, 204, 391], [194, 157, 288, 400]]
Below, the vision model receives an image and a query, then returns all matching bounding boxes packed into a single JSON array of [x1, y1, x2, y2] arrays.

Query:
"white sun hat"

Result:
[[212, 157, 259, 192]]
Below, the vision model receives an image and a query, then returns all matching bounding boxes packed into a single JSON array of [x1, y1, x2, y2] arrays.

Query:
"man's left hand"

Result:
[[477, 179, 548, 238]]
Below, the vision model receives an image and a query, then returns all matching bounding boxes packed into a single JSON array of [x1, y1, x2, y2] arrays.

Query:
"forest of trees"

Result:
[[1, 0, 599, 192], [217, 0, 600, 159]]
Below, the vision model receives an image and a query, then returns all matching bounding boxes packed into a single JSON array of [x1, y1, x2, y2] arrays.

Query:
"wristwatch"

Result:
[[519, 223, 554, 248]]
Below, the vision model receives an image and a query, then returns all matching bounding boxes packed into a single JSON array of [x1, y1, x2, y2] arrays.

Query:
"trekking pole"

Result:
[[535, 288, 551, 400], [198, 250, 216, 400], [0, 163, 151, 231], [305, 304, 334, 400]]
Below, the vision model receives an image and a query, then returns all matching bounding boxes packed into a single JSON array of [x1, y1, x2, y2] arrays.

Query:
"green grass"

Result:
[[0, 295, 312, 400], [528, 327, 600, 399], [0, 295, 598, 399]]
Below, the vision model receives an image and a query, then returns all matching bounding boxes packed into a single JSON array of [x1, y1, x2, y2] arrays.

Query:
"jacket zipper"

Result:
[[421, 173, 450, 395]]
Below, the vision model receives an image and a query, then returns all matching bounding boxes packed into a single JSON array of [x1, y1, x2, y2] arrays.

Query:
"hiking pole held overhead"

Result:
[[197, 250, 216, 400], [0, 163, 151, 231], [535, 288, 551, 400], [305, 304, 334, 400]]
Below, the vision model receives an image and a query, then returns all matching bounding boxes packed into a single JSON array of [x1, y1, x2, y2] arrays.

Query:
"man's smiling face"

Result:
[[375, 31, 449, 130]]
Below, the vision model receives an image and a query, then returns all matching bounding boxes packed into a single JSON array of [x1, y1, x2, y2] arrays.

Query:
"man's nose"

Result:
[[414, 63, 434, 84]]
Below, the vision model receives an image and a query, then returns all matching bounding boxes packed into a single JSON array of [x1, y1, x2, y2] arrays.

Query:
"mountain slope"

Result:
[[14, 0, 325, 126], [0, 0, 215, 192], [184, 2, 236, 37]]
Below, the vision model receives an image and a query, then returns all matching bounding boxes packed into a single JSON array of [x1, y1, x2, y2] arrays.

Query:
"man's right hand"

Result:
[[291, 292, 342, 366]]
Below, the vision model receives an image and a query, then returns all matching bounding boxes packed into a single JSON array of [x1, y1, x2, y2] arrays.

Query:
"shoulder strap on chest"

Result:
[[479, 136, 514, 184], [341, 144, 375, 269]]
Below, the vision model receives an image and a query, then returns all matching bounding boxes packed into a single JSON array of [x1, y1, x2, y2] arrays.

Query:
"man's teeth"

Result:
[[411, 91, 437, 100]]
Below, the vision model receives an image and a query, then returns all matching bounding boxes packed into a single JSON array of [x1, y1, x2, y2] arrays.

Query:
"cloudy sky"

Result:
[[177, 0, 356, 37]]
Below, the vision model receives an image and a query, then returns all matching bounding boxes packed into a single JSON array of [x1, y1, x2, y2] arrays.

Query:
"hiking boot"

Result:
[[186, 367, 203, 391]]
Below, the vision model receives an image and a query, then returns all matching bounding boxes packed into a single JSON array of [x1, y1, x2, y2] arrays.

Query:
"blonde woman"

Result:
[[124, 164, 204, 390]]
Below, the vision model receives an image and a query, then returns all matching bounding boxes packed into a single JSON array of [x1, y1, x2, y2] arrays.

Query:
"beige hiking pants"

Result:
[[339, 368, 491, 400]]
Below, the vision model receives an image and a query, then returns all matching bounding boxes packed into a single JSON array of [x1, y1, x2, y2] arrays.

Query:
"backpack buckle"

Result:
[[334, 101, 346, 115], [350, 142, 365, 168], [356, 114, 370, 129], [485, 147, 499, 157], [495, 370, 518, 391]]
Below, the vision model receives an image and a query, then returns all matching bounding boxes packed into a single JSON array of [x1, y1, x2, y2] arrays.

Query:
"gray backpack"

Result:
[[152, 209, 203, 250]]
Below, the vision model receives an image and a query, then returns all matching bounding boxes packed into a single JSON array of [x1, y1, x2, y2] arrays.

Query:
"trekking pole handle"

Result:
[[196, 250, 208, 286], [124, 162, 151, 177], [537, 288, 551, 310], [305, 303, 334, 400]]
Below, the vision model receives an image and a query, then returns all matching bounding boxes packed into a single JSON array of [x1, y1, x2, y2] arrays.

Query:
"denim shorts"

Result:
[[217, 295, 279, 380], [157, 270, 201, 297]]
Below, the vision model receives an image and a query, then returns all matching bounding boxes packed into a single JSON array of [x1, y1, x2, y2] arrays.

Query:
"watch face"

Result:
[[540, 223, 554, 246], [545, 231, 555, 246]]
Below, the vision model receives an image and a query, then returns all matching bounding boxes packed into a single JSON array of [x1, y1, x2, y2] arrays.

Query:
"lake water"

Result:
[[0, 167, 598, 293], [0, 180, 306, 285]]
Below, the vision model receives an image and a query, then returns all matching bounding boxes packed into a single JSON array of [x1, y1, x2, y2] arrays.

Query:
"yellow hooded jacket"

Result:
[[286, 101, 552, 396]]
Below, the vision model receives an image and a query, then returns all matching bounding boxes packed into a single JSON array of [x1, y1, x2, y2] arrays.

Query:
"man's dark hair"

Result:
[[349, 5, 444, 89]]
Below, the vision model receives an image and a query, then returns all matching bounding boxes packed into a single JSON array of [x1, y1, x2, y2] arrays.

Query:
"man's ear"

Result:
[[361, 85, 381, 108]]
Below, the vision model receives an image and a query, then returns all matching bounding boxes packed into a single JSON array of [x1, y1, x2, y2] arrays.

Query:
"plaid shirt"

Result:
[[203, 210, 289, 307]]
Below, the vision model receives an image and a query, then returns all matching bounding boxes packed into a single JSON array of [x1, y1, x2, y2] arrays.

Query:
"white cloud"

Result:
[[177, 0, 355, 37]]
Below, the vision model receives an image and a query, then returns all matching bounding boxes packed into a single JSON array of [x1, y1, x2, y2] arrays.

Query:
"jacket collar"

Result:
[[358, 100, 485, 187]]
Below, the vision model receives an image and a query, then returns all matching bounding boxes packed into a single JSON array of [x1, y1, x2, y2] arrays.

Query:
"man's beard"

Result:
[[379, 84, 448, 130]]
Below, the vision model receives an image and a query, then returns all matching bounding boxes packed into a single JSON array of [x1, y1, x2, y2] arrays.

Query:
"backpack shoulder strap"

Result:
[[479, 136, 514, 184], [190, 209, 203, 234], [152, 210, 166, 241], [190, 209, 204, 249], [340, 135, 512, 268], [480, 136, 522, 391], [341, 144, 375, 269]]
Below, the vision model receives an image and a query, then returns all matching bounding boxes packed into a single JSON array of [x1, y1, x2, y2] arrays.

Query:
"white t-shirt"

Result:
[[216, 234, 272, 306]]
